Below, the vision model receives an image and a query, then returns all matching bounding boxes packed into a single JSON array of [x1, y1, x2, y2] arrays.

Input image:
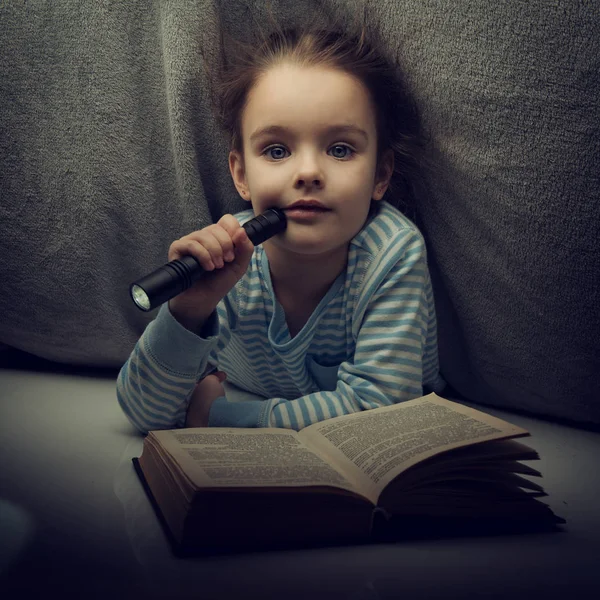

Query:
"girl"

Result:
[[117, 18, 445, 433]]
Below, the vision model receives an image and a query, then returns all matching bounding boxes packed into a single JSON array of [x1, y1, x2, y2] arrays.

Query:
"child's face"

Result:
[[229, 62, 392, 259]]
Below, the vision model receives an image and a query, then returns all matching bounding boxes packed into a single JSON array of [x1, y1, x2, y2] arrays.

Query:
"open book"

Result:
[[134, 393, 565, 555]]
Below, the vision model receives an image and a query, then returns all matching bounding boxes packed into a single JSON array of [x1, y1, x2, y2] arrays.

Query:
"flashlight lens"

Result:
[[131, 285, 151, 311]]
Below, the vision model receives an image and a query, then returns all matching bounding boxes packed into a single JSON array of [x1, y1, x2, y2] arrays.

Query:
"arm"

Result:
[[117, 213, 254, 434], [116, 302, 226, 434], [208, 230, 437, 430]]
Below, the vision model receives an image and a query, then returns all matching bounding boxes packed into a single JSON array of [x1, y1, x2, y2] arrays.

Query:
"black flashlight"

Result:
[[130, 208, 287, 312]]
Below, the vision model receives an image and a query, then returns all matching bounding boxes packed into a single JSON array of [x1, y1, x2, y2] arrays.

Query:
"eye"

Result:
[[328, 144, 354, 160], [263, 145, 289, 160]]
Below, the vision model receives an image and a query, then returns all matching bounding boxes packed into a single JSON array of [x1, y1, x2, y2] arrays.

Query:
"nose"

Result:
[[294, 150, 324, 190]]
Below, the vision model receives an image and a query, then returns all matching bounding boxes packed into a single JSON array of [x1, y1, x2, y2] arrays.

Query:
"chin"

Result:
[[280, 235, 350, 256]]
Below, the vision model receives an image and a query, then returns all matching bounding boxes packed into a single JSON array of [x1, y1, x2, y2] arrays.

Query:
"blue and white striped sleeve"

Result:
[[116, 303, 222, 434], [208, 229, 435, 430]]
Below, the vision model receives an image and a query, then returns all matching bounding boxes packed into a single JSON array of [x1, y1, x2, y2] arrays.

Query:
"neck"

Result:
[[264, 242, 348, 301]]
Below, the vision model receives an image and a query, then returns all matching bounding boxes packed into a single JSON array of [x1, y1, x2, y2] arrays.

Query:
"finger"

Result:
[[232, 227, 252, 253], [205, 374, 226, 394], [169, 230, 223, 269], [214, 370, 227, 383], [168, 237, 215, 269], [170, 238, 217, 270], [209, 221, 237, 264], [217, 214, 243, 262]]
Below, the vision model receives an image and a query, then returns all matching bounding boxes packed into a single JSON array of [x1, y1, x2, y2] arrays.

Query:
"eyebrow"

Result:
[[249, 124, 369, 143]]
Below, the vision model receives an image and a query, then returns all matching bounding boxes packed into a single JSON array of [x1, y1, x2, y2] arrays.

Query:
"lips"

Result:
[[288, 206, 328, 211], [284, 205, 331, 221], [285, 201, 330, 211]]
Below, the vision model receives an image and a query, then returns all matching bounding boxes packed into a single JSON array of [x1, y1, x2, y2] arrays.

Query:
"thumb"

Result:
[[233, 227, 254, 256], [215, 370, 227, 383], [230, 228, 255, 273]]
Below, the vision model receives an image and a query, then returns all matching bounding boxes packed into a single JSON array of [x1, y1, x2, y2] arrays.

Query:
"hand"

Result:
[[185, 371, 228, 428], [168, 214, 255, 326]]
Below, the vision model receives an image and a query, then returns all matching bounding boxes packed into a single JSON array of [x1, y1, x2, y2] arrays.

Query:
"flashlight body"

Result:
[[130, 208, 287, 311]]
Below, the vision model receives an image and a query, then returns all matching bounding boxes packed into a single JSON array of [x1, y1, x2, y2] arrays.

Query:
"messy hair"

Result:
[[205, 2, 434, 220]]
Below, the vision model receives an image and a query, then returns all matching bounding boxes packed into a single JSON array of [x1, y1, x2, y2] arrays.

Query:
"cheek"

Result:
[[334, 162, 376, 194], [246, 162, 285, 197]]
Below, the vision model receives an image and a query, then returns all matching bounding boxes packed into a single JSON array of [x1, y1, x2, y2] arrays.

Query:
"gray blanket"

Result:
[[1, 0, 598, 425]]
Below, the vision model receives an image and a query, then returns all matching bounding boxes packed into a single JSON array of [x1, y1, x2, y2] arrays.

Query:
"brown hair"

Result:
[[205, 4, 433, 220]]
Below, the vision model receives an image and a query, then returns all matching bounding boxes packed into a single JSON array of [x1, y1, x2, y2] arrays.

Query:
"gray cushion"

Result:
[[1, 0, 598, 424], [0, 0, 246, 365], [376, 0, 600, 425]]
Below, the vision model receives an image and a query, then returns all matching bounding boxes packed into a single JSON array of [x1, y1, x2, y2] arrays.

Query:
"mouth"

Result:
[[284, 201, 331, 212], [285, 206, 330, 212], [284, 206, 331, 221]]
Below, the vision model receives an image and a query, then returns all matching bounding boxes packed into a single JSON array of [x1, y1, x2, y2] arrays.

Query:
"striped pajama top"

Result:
[[117, 201, 445, 433]]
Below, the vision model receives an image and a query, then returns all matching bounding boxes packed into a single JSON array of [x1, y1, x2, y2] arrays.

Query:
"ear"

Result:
[[372, 149, 394, 201], [229, 150, 251, 201]]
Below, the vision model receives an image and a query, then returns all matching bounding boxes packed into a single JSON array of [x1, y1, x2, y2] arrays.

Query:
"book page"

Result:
[[300, 393, 529, 504], [150, 428, 361, 495]]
